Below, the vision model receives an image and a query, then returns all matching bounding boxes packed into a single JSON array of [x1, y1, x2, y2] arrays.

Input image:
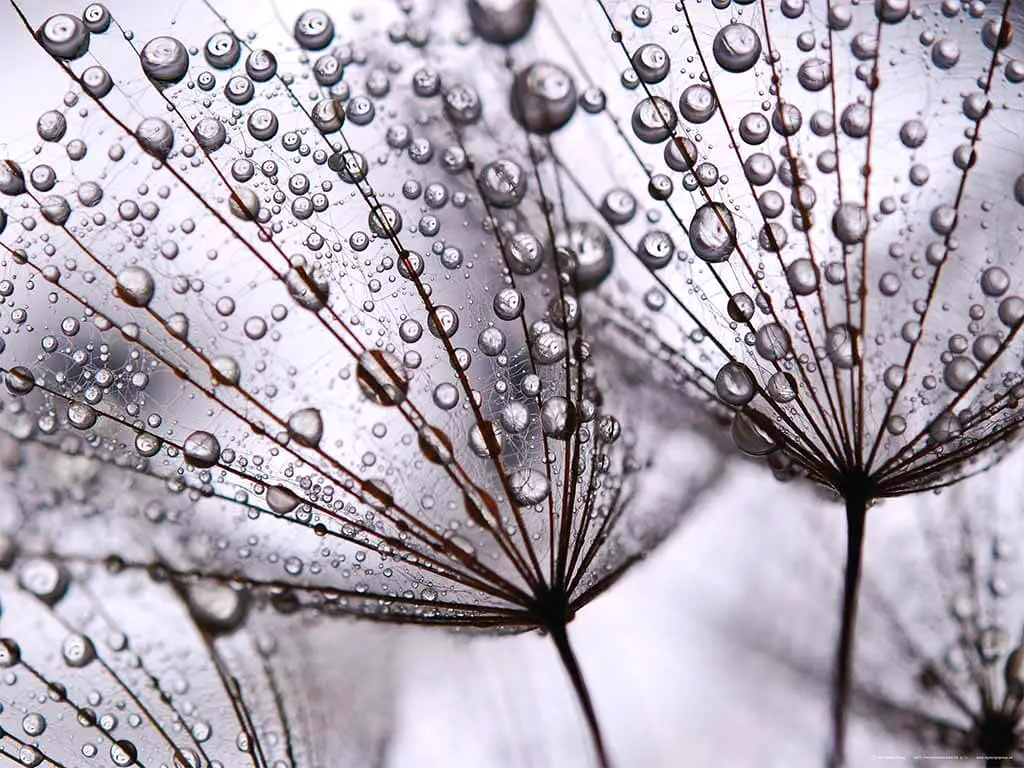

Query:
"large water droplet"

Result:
[[115, 266, 155, 308], [689, 203, 736, 262], [293, 9, 334, 50], [357, 350, 409, 406], [508, 467, 550, 506], [712, 23, 762, 73], [37, 14, 90, 60], [135, 117, 175, 159], [678, 84, 717, 123], [478, 159, 527, 208], [511, 62, 577, 134], [826, 324, 858, 369], [140, 36, 189, 84], [715, 362, 756, 406], [831, 203, 867, 245], [184, 430, 221, 468], [468, 0, 537, 44], [632, 43, 671, 83], [287, 408, 324, 448]]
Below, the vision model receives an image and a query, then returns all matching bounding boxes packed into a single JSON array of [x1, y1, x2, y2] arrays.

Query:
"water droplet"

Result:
[[135, 117, 174, 159], [981, 267, 1010, 297], [245, 49, 277, 82], [0, 638, 21, 667], [443, 83, 483, 125], [689, 203, 736, 262], [110, 740, 138, 767], [560, 221, 614, 290], [287, 408, 323, 448], [81, 65, 113, 97], [511, 62, 577, 133], [478, 159, 527, 208], [508, 467, 550, 506], [631, 96, 677, 143], [194, 117, 227, 151], [294, 9, 335, 51], [826, 324, 858, 369], [931, 38, 960, 69], [636, 229, 675, 270], [140, 36, 189, 84], [18, 559, 69, 605], [62, 633, 96, 667], [755, 323, 792, 361], [5, 367, 35, 396], [135, 432, 162, 457], [632, 43, 671, 83], [716, 362, 756, 406], [678, 84, 717, 123], [82, 4, 111, 33], [831, 203, 868, 245], [285, 263, 329, 310], [786, 258, 819, 295], [115, 266, 155, 308], [67, 402, 97, 430], [184, 430, 221, 469], [875, 0, 909, 23], [943, 356, 977, 392], [419, 425, 454, 465], [712, 23, 762, 73], [205, 31, 240, 69], [37, 111, 67, 142], [468, 0, 537, 44], [357, 350, 409, 406], [37, 14, 90, 60], [797, 58, 831, 91], [541, 396, 576, 439], [731, 411, 780, 455]]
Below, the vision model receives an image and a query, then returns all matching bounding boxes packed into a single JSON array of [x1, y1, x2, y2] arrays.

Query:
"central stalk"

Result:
[[827, 476, 872, 768]]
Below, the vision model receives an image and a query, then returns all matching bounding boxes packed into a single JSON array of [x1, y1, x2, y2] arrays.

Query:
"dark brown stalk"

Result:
[[828, 489, 870, 768], [549, 622, 611, 768]]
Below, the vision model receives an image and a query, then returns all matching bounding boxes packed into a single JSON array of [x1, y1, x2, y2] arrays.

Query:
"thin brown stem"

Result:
[[549, 622, 611, 768], [828, 490, 870, 768]]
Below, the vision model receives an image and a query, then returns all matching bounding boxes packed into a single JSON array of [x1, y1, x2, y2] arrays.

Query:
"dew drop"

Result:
[[135, 117, 175, 159], [689, 203, 736, 262], [357, 350, 409, 406], [37, 14, 90, 60], [205, 31, 240, 69], [293, 9, 335, 50], [831, 203, 868, 245], [678, 84, 717, 124], [631, 96, 677, 143], [731, 411, 780, 455], [62, 633, 96, 667], [140, 36, 189, 84], [508, 467, 550, 506], [712, 23, 762, 73], [478, 159, 527, 208], [826, 324, 858, 369], [636, 229, 675, 270], [115, 266, 155, 308], [511, 62, 577, 134], [943, 355, 977, 392], [287, 408, 324, 448], [183, 430, 221, 469], [18, 559, 69, 605], [468, 0, 537, 44], [632, 43, 671, 84], [786, 258, 819, 295], [715, 362, 756, 406]]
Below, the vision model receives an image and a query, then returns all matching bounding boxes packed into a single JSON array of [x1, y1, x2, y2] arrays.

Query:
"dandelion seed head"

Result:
[[0, 0, 724, 642]]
